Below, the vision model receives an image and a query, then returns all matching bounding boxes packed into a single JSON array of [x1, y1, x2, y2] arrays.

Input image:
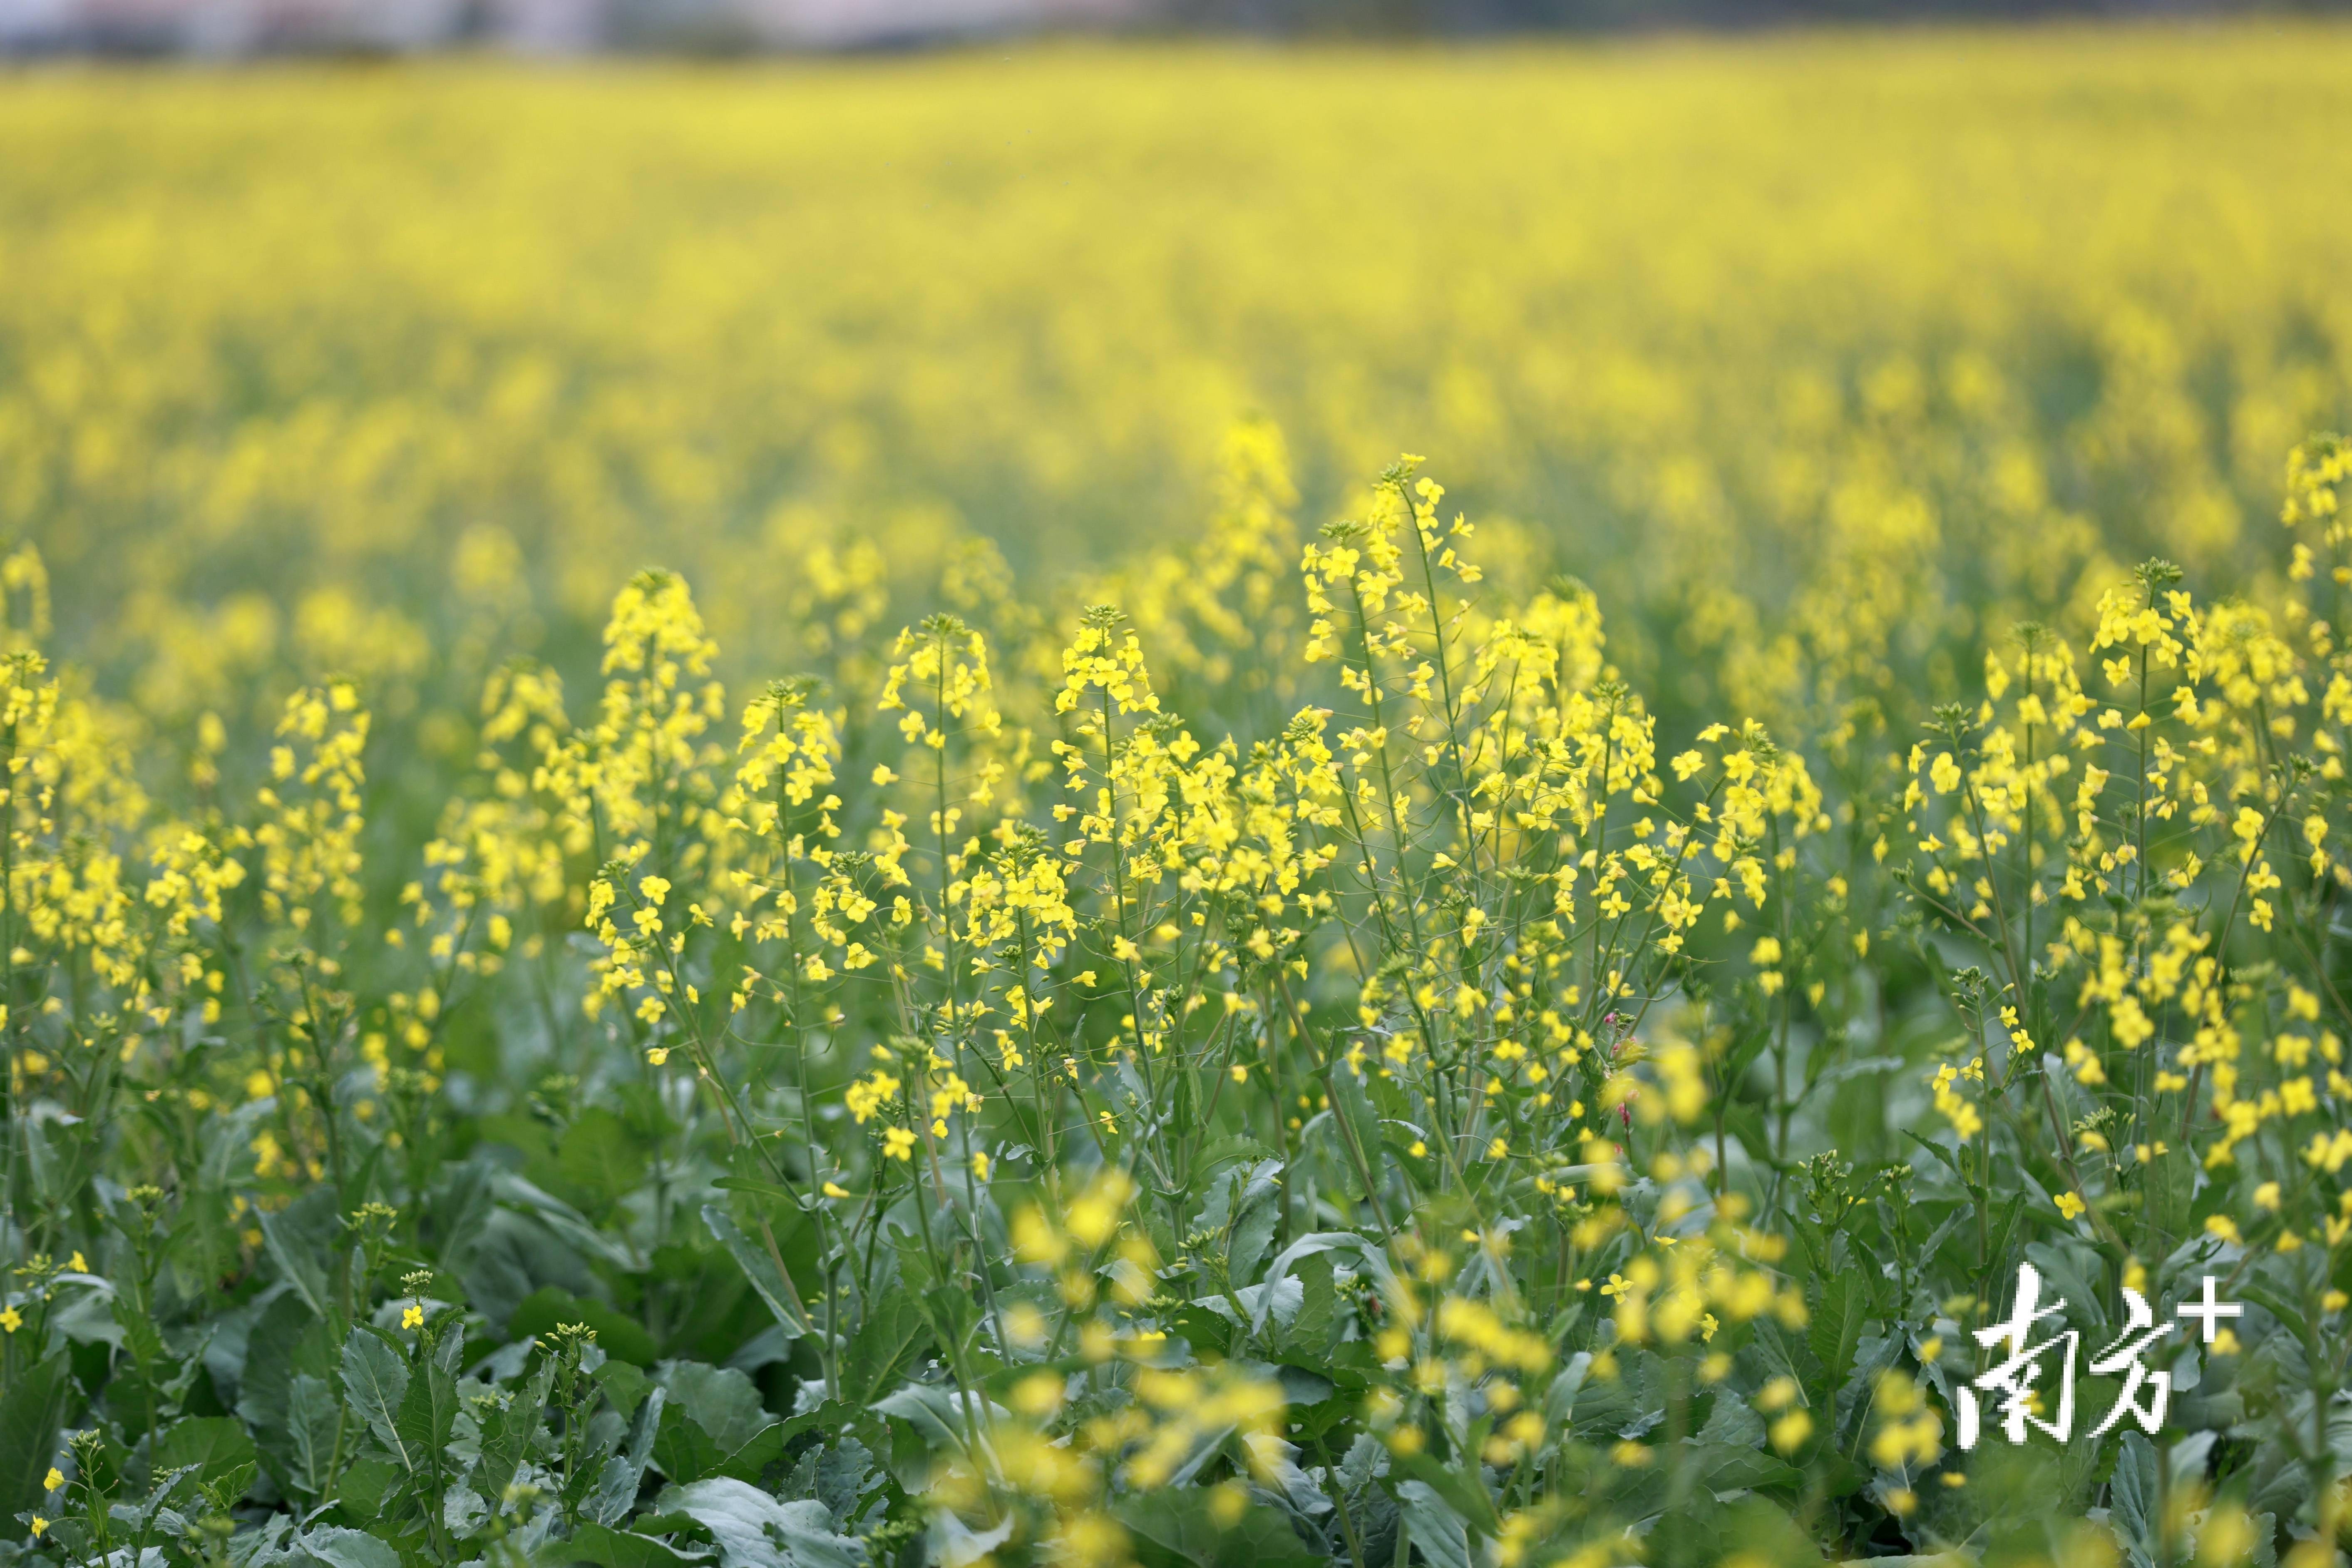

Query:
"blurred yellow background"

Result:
[[4, 26, 2348, 734]]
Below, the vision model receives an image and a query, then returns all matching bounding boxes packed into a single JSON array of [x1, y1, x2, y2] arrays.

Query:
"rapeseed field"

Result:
[[0, 26, 2350, 1568]]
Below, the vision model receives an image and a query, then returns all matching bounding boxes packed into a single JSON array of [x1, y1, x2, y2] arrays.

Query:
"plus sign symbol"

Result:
[[2177, 1275, 2245, 1345]]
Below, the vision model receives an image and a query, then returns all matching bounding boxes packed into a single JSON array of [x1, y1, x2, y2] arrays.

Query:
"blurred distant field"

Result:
[[2, 28, 2350, 729]]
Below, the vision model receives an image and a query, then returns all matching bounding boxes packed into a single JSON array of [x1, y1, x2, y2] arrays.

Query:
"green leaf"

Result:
[[474, 1355, 555, 1506], [921, 1282, 979, 1361], [2110, 1429, 2158, 1568], [1716, 1497, 1825, 1567], [1902, 1130, 1970, 1188], [711, 1176, 798, 1206], [156, 1415, 259, 1501], [335, 1456, 401, 1521], [1698, 1392, 1766, 1450], [2145, 1144, 2193, 1245], [1274, 1249, 1338, 1359], [1386, 1449, 1498, 1533], [235, 1289, 327, 1431], [1272, 1362, 1336, 1409], [583, 1385, 667, 1528], [654, 1478, 867, 1568], [0, 1350, 71, 1518], [872, 1382, 990, 1451], [393, 1329, 463, 1471], [657, 1362, 772, 1454], [340, 1328, 413, 1469], [1190, 1134, 1279, 1174], [1806, 1272, 1866, 1409], [559, 1522, 718, 1568], [1218, 1158, 1284, 1286], [261, 1187, 343, 1320], [296, 1525, 405, 1568], [1167, 1303, 1234, 1360], [559, 1107, 651, 1203], [1117, 1488, 1323, 1568], [1326, 1065, 1389, 1201], [1833, 1332, 1902, 1446], [281, 1372, 340, 1501], [596, 1357, 653, 1421], [701, 1203, 809, 1338], [1987, 1191, 2030, 1274], [496, 1172, 643, 1271], [1393, 1481, 1473, 1568], [112, 1290, 171, 1372], [653, 1362, 783, 1486], [1689, 1441, 1802, 1494], [840, 1290, 928, 1407], [1748, 1317, 1817, 1396]]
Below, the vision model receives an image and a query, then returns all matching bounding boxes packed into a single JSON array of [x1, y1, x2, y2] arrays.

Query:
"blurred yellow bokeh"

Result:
[[1, 27, 2347, 733]]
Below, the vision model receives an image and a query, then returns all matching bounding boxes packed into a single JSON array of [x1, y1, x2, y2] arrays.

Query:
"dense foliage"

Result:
[[0, 423, 2349, 1568]]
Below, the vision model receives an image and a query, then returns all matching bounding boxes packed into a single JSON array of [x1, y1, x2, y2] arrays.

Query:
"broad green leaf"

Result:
[[0, 1350, 71, 1518], [1218, 1158, 1284, 1285], [653, 1403, 783, 1486], [445, 1480, 490, 1534], [393, 1329, 462, 1470], [281, 1372, 340, 1501], [1246, 1232, 1396, 1339], [702, 1203, 810, 1338], [710, 1175, 797, 1206], [872, 1382, 1003, 1451], [559, 1106, 651, 1203], [2109, 1429, 2159, 1568], [335, 1455, 401, 1521], [156, 1415, 260, 1501], [112, 1290, 171, 1371], [261, 1187, 343, 1320], [1697, 1391, 1766, 1450], [921, 1282, 979, 1359], [475, 1354, 556, 1505], [1690, 1441, 1803, 1494], [1387, 1449, 1498, 1533], [1716, 1497, 1825, 1567], [1806, 1272, 1866, 1410], [340, 1327, 413, 1468], [494, 1172, 641, 1270], [296, 1525, 404, 1568], [655, 1478, 866, 1568], [841, 1290, 928, 1406], [236, 1290, 328, 1432], [585, 1384, 668, 1528], [561, 1522, 720, 1568], [596, 1357, 653, 1420], [1274, 1249, 1339, 1359], [656, 1361, 772, 1453], [1117, 1488, 1324, 1568], [1325, 1066, 1389, 1204], [2145, 1144, 2194, 1245], [1393, 1482, 1473, 1568]]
